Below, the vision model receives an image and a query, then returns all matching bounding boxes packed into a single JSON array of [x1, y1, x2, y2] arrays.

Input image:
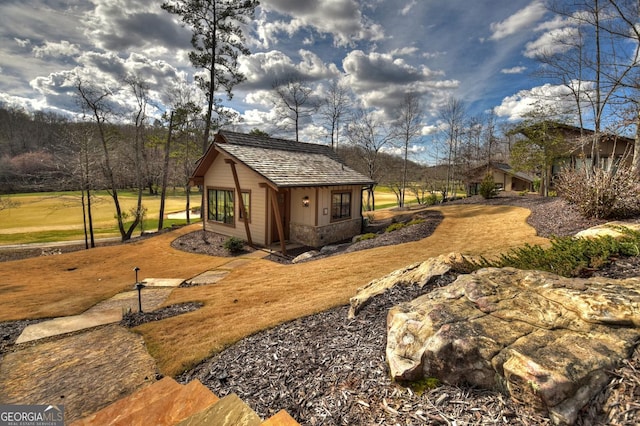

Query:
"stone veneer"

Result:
[[290, 218, 362, 247]]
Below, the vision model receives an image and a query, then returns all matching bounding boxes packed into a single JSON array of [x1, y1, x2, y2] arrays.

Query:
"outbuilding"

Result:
[[190, 130, 375, 253]]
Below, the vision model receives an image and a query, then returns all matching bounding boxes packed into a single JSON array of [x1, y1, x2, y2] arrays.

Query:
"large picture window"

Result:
[[332, 191, 351, 221], [208, 188, 234, 225]]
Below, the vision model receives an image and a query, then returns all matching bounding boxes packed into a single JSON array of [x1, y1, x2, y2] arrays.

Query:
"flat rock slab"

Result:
[[0, 324, 158, 424], [188, 270, 229, 285], [16, 310, 122, 344], [142, 278, 185, 287], [387, 267, 640, 425], [17, 288, 173, 343], [348, 252, 462, 318], [221, 259, 253, 269]]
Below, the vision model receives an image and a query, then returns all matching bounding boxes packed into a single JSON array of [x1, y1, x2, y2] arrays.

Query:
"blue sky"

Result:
[[0, 0, 572, 160]]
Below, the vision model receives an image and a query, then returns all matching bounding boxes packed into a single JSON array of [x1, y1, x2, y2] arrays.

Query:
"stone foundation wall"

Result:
[[290, 219, 362, 247]]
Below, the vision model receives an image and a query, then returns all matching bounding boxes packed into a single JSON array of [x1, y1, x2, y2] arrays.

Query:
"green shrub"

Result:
[[459, 226, 640, 277], [407, 218, 425, 226], [479, 173, 498, 199], [385, 222, 406, 233], [355, 233, 377, 242], [424, 193, 438, 206], [223, 237, 245, 254]]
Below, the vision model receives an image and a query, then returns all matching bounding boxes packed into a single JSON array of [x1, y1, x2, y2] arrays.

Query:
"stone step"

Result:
[[115, 379, 219, 426], [261, 409, 300, 425], [70, 378, 218, 426], [176, 393, 261, 426], [69, 377, 182, 425], [71, 376, 300, 426]]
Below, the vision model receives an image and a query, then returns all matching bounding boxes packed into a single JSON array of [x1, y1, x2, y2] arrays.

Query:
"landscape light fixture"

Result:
[[302, 196, 310, 207], [133, 266, 145, 313]]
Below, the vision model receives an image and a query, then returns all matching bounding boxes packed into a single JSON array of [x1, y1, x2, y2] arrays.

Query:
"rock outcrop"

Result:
[[386, 267, 640, 425], [348, 252, 463, 319], [574, 221, 640, 239]]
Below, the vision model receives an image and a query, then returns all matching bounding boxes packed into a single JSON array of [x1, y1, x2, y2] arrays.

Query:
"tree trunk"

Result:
[[158, 111, 174, 231]]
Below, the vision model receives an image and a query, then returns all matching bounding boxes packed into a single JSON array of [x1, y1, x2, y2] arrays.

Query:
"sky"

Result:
[[0, 0, 575, 161]]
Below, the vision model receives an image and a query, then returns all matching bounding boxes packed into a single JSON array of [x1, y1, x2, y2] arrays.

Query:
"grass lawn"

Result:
[[0, 204, 549, 377], [0, 191, 193, 244]]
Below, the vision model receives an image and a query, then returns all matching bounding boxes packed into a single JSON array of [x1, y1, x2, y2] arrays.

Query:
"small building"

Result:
[[466, 162, 535, 195], [190, 130, 375, 252]]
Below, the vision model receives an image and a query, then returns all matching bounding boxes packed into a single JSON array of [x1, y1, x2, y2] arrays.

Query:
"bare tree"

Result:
[[543, 0, 639, 164], [393, 93, 423, 208], [76, 77, 147, 241], [60, 123, 100, 248], [346, 108, 393, 210], [320, 78, 351, 149], [438, 97, 466, 200], [272, 77, 319, 141]]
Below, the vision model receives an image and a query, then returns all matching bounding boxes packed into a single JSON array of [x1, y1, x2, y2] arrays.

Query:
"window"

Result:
[[332, 191, 351, 221], [239, 191, 250, 222], [208, 188, 234, 224]]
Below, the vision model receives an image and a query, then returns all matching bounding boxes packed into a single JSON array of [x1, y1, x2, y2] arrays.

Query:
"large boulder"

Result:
[[386, 267, 640, 425], [348, 252, 463, 319], [574, 221, 640, 239]]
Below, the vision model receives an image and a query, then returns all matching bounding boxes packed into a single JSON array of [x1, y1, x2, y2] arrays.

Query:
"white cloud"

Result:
[[238, 49, 339, 90], [494, 83, 582, 121], [33, 40, 80, 58], [524, 27, 580, 58], [258, 0, 385, 47], [342, 50, 458, 117], [390, 47, 419, 56], [14, 38, 31, 47], [400, 0, 417, 16], [490, 1, 547, 40], [501, 66, 527, 74]]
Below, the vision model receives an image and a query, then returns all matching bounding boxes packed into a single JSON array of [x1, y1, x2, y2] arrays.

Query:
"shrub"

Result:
[[385, 222, 405, 233], [407, 218, 425, 226], [223, 237, 245, 253], [479, 173, 498, 199], [555, 165, 640, 219], [459, 226, 640, 277], [355, 233, 377, 242], [424, 193, 438, 206]]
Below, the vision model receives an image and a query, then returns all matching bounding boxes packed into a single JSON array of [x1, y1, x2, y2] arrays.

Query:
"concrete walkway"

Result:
[[15, 279, 181, 344], [14, 250, 270, 344]]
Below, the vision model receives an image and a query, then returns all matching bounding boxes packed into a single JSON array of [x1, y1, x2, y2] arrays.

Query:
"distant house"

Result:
[[466, 162, 535, 195], [190, 130, 375, 253], [549, 124, 635, 175]]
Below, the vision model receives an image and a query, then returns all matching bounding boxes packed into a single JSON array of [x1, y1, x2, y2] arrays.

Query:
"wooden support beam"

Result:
[[226, 159, 253, 246], [269, 188, 287, 255]]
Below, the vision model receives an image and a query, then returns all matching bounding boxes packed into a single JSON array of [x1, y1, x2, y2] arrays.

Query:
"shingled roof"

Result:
[[197, 130, 375, 188]]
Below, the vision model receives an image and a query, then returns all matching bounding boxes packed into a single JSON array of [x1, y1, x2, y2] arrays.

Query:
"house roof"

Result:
[[491, 162, 536, 182], [191, 130, 376, 188], [468, 162, 535, 183]]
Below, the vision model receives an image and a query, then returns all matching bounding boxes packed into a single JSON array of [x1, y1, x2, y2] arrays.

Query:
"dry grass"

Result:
[[0, 204, 549, 377]]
